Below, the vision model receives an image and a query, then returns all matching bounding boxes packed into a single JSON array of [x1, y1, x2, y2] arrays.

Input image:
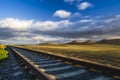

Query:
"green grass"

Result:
[[0, 45, 8, 63], [17, 44, 120, 68]]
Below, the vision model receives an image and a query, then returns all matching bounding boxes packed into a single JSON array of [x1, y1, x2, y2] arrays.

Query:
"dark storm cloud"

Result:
[[0, 28, 16, 39]]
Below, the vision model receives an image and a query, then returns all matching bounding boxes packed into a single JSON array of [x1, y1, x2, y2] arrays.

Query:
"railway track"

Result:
[[9, 46, 120, 80], [0, 47, 35, 80]]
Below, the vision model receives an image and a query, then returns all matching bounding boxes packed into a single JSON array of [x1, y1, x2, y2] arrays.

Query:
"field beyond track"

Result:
[[17, 44, 120, 68]]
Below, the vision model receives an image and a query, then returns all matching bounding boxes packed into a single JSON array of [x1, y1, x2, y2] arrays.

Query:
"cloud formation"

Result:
[[53, 10, 71, 18], [0, 15, 120, 44], [77, 2, 93, 10], [64, 0, 75, 3], [0, 18, 33, 31], [33, 20, 71, 31]]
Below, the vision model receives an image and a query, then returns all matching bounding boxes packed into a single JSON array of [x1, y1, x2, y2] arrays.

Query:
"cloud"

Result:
[[34, 15, 120, 40], [64, 0, 82, 4], [104, 15, 120, 23], [33, 20, 71, 31], [77, 2, 93, 10], [0, 15, 120, 44], [0, 18, 33, 31], [0, 18, 71, 32], [71, 12, 81, 18], [64, 0, 75, 3], [79, 19, 93, 23], [53, 10, 71, 18], [0, 18, 72, 44]]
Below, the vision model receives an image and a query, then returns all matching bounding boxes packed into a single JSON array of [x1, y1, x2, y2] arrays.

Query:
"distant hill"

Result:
[[39, 41, 55, 45], [97, 39, 120, 45], [66, 40, 96, 45], [38, 39, 120, 45], [66, 40, 81, 45], [83, 40, 96, 44], [66, 39, 120, 45], [38, 41, 65, 45]]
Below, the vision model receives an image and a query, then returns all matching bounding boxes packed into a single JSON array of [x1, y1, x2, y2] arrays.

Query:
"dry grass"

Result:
[[17, 44, 120, 68]]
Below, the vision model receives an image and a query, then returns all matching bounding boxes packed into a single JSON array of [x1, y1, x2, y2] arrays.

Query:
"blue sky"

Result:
[[0, 0, 120, 44], [0, 0, 120, 20]]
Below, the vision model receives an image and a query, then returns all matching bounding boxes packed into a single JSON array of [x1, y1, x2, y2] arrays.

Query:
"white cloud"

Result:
[[53, 10, 71, 18], [32, 35, 65, 42], [0, 18, 33, 31], [64, 0, 75, 3], [33, 20, 71, 31], [104, 15, 120, 23], [64, 0, 82, 3], [72, 12, 81, 17], [78, 2, 93, 10], [0, 18, 71, 32], [33, 21, 58, 31], [80, 19, 93, 23], [6, 34, 68, 44]]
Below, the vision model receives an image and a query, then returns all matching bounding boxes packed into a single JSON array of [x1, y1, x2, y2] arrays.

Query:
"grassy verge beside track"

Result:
[[0, 45, 8, 63]]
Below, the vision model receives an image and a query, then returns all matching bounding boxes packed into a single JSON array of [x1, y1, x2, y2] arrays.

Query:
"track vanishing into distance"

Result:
[[8, 46, 120, 80]]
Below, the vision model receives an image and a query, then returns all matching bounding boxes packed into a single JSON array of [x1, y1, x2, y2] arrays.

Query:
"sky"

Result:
[[0, 0, 120, 44]]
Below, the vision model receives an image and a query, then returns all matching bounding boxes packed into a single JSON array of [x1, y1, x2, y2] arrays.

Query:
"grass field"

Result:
[[17, 44, 120, 68], [0, 45, 8, 63]]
